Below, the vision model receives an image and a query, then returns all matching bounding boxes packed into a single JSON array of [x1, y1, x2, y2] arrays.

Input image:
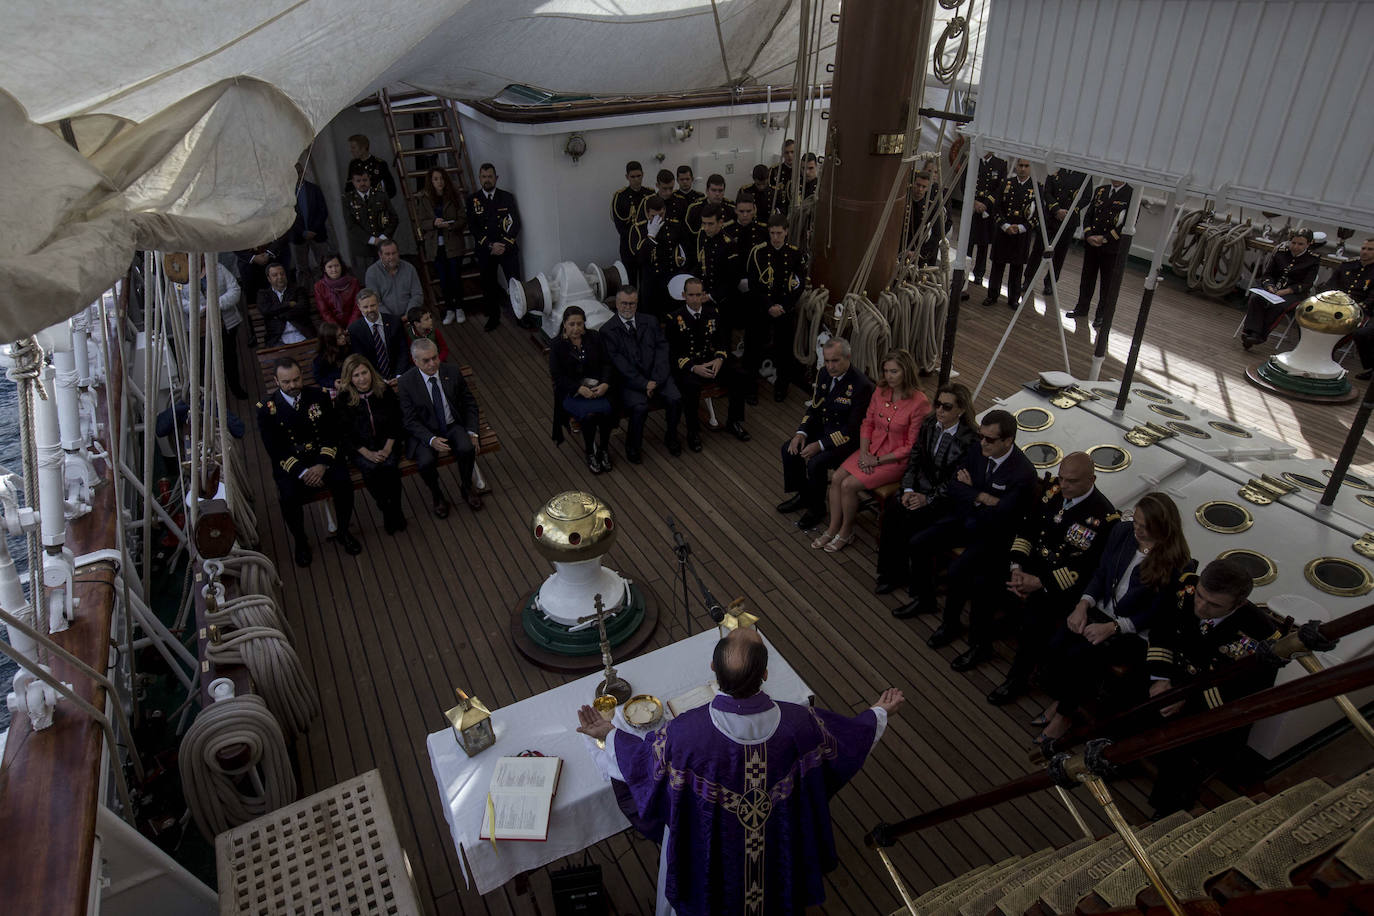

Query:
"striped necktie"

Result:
[[372, 322, 390, 378]]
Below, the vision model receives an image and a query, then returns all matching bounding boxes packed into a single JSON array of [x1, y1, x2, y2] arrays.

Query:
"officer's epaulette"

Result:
[[255, 401, 264, 410], [1041, 481, 1062, 502], [1105, 510, 1122, 522]]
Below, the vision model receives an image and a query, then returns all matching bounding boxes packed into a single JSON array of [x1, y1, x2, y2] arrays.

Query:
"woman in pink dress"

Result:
[[812, 349, 930, 552], [313, 253, 362, 327]]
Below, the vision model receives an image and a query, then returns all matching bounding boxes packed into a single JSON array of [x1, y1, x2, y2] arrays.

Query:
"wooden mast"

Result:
[[810, 0, 934, 301]]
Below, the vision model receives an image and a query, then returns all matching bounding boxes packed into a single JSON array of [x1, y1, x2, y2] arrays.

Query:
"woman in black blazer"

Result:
[[335, 353, 406, 533], [549, 306, 615, 473], [1033, 492, 1196, 744]]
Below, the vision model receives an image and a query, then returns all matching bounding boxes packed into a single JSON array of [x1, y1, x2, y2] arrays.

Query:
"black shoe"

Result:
[[987, 678, 1027, 706], [597, 449, 613, 471], [588, 452, 603, 473], [873, 578, 898, 596], [626, 447, 643, 465], [294, 542, 312, 567], [727, 421, 751, 442], [432, 495, 451, 519], [1092, 314, 1104, 329], [795, 510, 824, 529], [1066, 307, 1088, 318], [981, 295, 998, 308], [891, 597, 925, 618], [1008, 299, 1020, 311], [484, 318, 500, 332], [777, 494, 805, 513], [687, 434, 703, 453], [383, 514, 398, 535], [951, 644, 992, 671], [926, 624, 961, 648], [338, 532, 362, 555], [1241, 334, 1256, 350], [773, 387, 789, 403], [665, 438, 683, 457], [1042, 282, 1053, 296], [745, 392, 759, 406]]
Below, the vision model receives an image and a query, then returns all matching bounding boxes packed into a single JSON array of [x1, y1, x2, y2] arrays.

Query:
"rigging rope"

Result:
[[1168, 210, 1251, 296], [181, 693, 296, 841], [8, 337, 49, 657], [205, 625, 318, 738]]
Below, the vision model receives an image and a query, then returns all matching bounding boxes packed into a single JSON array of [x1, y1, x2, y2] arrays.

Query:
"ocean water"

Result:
[[0, 373, 24, 730]]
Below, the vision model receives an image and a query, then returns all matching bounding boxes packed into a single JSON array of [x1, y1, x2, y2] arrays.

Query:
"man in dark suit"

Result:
[[398, 338, 483, 517], [665, 277, 751, 451], [257, 357, 360, 567], [978, 451, 1118, 692], [466, 162, 522, 331], [258, 262, 316, 347], [1068, 179, 1133, 327], [777, 338, 874, 529], [602, 285, 683, 463], [965, 150, 1008, 296], [347, 289, 410, 381], [896, 409, 1035, 643], [289, 161, 330, 285], [876, 384, 980, 601]]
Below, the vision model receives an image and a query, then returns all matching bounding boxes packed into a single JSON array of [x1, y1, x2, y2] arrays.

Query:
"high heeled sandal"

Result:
[[824, 534, 855, 553], [811, 533, 835, 549]]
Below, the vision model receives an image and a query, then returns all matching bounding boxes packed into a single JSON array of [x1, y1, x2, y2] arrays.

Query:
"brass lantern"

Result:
[[445, 688, 495, 757]]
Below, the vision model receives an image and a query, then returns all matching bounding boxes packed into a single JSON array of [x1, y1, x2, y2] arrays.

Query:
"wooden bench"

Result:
[[254, 341, 500, 500]]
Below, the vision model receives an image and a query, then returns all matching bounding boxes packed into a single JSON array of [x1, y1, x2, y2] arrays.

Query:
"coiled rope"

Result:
[[181, 694, 296, 840], [205, 626, 318, 738], [1167, 209, 1252, 295], [933, 15, 969, 84]]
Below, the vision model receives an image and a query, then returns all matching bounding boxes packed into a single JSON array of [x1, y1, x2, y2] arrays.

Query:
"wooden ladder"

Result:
[[376, 89, 483, 312]]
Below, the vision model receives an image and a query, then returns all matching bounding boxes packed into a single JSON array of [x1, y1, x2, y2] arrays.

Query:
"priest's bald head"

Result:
[[712, 629, 769, 698]]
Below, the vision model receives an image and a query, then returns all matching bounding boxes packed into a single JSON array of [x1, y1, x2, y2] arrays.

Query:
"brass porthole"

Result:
[[1359, 495, 1374, 509], [1303, 557, 1373, 597], [1015, 406, 1054, 432], [1133, 388, 1172, 403], [1023, 442, 1063, 470], [1089, 444, 1132, 473], [1167, 422, 1211, 439], [1148, 404, 1191, 421], [1195, 501, 1254, 534], [1281, 472, 1327, 494], [1218, 549, 1278, 587], [1092, 387, 1126, 402], [1323, 469, 1372, 491], [1208, 420, 1253, 438]]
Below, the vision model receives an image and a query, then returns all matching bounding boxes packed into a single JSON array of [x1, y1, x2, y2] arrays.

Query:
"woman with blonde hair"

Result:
[[336, 353, 406, 533], [1032, 491, 1196, 744], [813, 349, 930, 552]]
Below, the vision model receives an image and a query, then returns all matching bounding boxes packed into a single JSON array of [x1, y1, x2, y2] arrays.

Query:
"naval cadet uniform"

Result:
[[985, 175, 1038, 309], [684, 196, 736, 235], [984, 482, 1119, 701], [629, 213, 692, 318], [665, 303, 750, 442], [673, 187, 706, 224], [1145, 585, 1280, 814], [1071, 181, 1132, 322], [1323, 258, 1374, 373], [1240, 246, 1321, 343], [466, 187, 522, 329], [611, 184, 653, 283], [967, 154, 1008, 287], [745, 240, 807, 399], [780, 367, 875, 518], [694, 227, 743, 329], [905, 186, 950, 267], [768, 161, 794, 216], [257, 386, 357, 563], [1025, 168, 1088, 295]]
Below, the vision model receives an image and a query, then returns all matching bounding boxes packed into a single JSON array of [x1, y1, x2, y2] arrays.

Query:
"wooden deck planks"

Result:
[[233, 243, 1371, 915]]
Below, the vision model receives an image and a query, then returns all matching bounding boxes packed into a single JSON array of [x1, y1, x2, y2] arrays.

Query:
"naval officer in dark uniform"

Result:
[[684, 173, 736, 235], [983, 158, 1038, 310], [629, 195, 691, 318], [1239, 228, 1322, 348], [1323, 237, 1374, 379], [1068, 179, 1132, 326], [466, 162, 522, 331], [665, 277, 752, 450], [965, 151, 1008, 296], [611, 161, 652, 284], [693, 204, 741, 328], [1025, 167, 1088, 296], [745, 215, 808, 401], [257, 356, 360, 567], [904, 171, 949, 267], [983, 452, 1119, 700], [777, 338, 874, 530]]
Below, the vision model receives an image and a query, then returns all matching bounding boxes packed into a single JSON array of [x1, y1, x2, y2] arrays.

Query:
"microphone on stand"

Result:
[[698, 581, 727, 624]]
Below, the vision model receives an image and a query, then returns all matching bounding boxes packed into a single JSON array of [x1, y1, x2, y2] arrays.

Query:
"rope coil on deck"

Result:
[[205, 626, 318, 737], [181, 693, 296, 840]]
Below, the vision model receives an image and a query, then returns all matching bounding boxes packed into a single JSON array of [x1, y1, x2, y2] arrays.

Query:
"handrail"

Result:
[[1041, 602, 1374, 757], [867, 650, 1374, 847]]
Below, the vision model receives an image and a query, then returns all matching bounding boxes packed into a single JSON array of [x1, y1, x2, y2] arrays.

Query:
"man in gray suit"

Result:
[[398, 338, 482, 517], [601, 285, 683, 464]]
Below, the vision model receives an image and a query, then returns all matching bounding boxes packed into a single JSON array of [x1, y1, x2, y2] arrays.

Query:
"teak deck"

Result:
[[236, 245, 1372, 915]]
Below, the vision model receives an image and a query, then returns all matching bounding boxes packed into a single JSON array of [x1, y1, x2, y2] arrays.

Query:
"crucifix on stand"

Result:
[[577, 593, 632, 704]]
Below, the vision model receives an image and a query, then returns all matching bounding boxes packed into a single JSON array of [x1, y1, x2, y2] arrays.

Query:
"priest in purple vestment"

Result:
[[577, 628, 904, 916]]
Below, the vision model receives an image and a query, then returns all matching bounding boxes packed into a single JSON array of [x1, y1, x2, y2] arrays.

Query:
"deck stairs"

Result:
[[887, 769, 1374, 914]]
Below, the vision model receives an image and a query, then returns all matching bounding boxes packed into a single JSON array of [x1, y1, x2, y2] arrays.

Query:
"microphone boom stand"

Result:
[[666, 516, 728, 634]]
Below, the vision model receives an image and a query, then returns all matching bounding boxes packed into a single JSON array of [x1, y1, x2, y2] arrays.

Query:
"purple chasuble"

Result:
[[612, 691, 878, 915]]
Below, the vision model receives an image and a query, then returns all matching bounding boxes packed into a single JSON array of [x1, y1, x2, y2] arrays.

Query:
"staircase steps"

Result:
[[1031, 811, 1193, 914], [1311, 809, 1374, 893], [891, 859, 1010, 915], [1075, 797, 1253, 912], [953, 845, 1078, 916], [1207, 769, 1374, 903], [992, 834, 1127, 916]]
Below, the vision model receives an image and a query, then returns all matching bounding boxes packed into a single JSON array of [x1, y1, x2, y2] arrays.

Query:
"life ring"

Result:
[[947, 135, 965, 167]]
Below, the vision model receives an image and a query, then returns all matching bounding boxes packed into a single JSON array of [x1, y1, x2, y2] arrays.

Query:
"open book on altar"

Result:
[[479, 755, 563, 842]]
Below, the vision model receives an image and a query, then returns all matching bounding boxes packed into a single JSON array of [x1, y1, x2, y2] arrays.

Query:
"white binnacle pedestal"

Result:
[[535, 557, 629, 627], [1271, 327, 1348, 379]]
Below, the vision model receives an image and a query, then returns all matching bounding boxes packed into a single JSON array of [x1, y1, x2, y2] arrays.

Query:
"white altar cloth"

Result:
[[426, 628, 814, 894]]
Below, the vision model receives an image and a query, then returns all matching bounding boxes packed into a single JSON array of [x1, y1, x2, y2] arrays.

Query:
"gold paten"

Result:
[[531, 491, 617, 562], [1354, 534, 1374, 561], [1024, 441, 1064, 469], [623, 694, 665, 729], [1195, 501, 1254, 534], [1238, 474, 1299, 505], [1217, 549, 1278, 587], [1089, 444, 1131, 472], [1304, 557, 1373, 597], [1014, 406, 1054, 431], [1294, 290, 1365, 335], [445, 688, 496, 756]]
